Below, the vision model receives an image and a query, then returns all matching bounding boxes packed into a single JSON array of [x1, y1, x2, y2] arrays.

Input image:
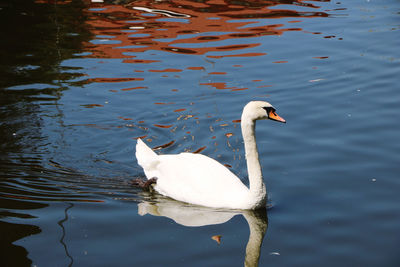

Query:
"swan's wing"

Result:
[[152, 153, 249, 208]]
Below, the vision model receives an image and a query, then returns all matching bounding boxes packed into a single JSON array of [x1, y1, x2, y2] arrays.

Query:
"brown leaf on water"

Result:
[[211, 235, 222, 244]]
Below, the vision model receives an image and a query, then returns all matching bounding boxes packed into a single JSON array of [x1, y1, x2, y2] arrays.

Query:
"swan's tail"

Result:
[[135, 138, 159, 173]]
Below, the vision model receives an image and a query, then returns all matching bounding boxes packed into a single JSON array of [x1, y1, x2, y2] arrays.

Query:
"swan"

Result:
[[135, 101, 285, 210]]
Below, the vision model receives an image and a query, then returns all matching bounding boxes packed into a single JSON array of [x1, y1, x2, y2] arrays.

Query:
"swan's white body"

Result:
[[135, 101, 285, 210]]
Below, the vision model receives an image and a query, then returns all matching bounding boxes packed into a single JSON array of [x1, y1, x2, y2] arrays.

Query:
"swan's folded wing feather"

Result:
[[154, 153, 249, 208]]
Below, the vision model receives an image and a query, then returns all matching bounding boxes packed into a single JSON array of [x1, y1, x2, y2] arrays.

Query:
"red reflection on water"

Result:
[[133, 135, 148, 140], [154, 102, 175, 105], [118, 116, 132, 121], [257, 85, 273, 88], [63, 0, 333, 152], [82, 0, 329, 58], [153, 140, 175, 150], [208, 72, 227, 75], [200, 82, 248, 91], [207, 52, 266, 59], [187, 67, 205, 71], [148, 68, 182, 73], [193, 146, 207, 154], [123, 59, 160, 64], [120, 86, 148, 91], [153, 124, 173, 128]]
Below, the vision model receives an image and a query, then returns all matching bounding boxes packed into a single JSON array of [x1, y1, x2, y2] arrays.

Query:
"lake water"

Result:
[[1, 0, 399, 266]]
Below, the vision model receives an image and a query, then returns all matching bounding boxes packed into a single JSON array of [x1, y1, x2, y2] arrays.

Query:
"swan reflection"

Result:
[[138, 197, 268, 267]]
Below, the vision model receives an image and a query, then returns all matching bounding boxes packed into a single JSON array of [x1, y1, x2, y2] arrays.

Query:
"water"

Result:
[[1, 0, 399, 266]]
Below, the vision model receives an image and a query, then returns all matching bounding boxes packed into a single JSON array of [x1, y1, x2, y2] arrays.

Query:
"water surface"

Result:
[[1, 0, 400, 266]]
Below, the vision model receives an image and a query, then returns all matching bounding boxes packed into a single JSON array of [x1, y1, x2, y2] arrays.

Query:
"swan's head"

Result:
[[243, 101, 286, 123]]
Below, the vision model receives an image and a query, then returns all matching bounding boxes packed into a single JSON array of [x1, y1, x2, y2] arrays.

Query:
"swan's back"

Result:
[[136, 139, 250, 209]]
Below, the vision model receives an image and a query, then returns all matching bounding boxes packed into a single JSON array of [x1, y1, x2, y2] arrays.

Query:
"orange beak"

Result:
[[268, 110, 286, 123]]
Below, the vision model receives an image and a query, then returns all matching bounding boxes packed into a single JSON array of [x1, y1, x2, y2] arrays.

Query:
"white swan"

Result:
[[135, 101, 285, 210]]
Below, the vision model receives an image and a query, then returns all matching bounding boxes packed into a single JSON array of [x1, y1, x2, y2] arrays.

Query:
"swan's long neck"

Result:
[[241, 114, 266, 203]]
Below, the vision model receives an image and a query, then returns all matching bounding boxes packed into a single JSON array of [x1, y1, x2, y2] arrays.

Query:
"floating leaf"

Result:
[[211, 235, 222, 244]]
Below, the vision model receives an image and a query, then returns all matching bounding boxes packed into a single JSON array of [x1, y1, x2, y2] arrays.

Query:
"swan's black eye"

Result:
[[263, 107, 275, 116]]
